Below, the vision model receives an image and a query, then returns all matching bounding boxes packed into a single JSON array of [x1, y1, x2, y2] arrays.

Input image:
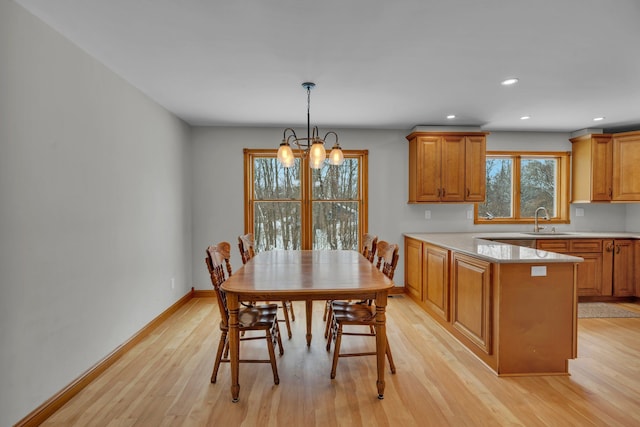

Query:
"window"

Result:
[[475, 151, 570, 224], [244, 149, 368, 251]]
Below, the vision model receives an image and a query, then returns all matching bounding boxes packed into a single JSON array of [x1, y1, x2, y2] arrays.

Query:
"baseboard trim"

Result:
[[193, 289, 216, 298], [15, 288, 195, 427], [390, 286, 405, 295]]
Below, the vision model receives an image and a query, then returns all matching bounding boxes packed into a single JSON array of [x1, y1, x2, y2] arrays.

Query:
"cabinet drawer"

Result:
[[536, 239, 570, 253], [569, 239, 602, 253]]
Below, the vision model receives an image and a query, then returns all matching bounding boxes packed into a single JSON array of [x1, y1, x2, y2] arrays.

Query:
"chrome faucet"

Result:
[[534, 207, 550, 233]]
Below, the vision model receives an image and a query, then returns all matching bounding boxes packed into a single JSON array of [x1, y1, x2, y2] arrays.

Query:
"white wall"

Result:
[[0, 2, 192, 425], [626, 204, 640, 230]]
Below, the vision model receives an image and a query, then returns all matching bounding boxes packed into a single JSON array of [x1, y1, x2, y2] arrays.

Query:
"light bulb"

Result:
[[328, 143, 344, 166], [308, 140, 326, 169], [277, 141, 295, 167]]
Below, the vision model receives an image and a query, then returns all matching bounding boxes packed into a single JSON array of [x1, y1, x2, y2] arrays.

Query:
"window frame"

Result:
[[474, 150, 571, 225], [243, 148, 369, 250]]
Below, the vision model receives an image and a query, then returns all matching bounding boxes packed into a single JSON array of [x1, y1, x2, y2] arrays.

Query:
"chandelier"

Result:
[[277, 82, 344, 169]]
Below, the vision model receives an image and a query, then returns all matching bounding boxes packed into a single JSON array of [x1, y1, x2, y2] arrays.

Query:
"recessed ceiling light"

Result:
[[520, 115, 530, 120], [593, 117, 605, 121], [446, 114, 456, 119], [501, 78, 519, 86]]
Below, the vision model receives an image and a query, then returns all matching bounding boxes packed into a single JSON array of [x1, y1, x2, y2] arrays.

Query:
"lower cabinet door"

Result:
[[404, 238, 423, 301], [423, 243, 449, 321], [450, 253, 492, 355], [613, 239, 635, 296], [574, 252, 603, 296]]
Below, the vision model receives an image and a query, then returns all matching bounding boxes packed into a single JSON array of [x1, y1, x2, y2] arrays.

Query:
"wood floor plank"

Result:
[[41, 296, 640, 426]]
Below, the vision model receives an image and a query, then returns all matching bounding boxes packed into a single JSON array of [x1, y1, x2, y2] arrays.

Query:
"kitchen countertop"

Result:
[[404, 232, 594, 264], [472, 231, 640, 240], [405, 231, 640, 263]]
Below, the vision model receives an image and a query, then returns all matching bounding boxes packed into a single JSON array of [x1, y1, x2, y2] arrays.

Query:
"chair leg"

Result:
[[322, 300, 330, 321], [330, 323, 343, 379], [326, 315, 336, 352], [223, 338, 230, 359], [280, 301, 292, 339], [211, 331, 227, 383], [265, 327, 280, 385], [386, 339, 396, 374], [273, 320, 284, 356], [324, 304, 333, 339]]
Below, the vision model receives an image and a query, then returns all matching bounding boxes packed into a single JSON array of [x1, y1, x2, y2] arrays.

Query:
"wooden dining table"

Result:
[[220, 249, 395, 402]]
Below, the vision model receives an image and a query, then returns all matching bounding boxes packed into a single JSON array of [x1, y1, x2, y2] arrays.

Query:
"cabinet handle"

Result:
[[436, 188, 441, 197], [616, 245, 621, 254], [467, 188, 470, 197], [609, 188, 613, 198], [606, 243, 614, 252], [442, 188, 446, 197]]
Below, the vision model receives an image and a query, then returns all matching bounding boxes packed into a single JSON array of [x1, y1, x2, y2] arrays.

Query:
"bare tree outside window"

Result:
[[253, 157, 301, 251], [476, 152, 568, 223], [520, 158, 557, 217], [312, 159, 359, 250], [478, 157, 513, 218]]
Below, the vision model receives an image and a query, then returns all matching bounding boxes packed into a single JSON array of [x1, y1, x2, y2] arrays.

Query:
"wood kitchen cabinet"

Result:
[[636, 240, 640, 298], [403, 235, 577, 375], [570, 134, 612, 202], [602, 239, 635, 297], [423, 243, 450, 321], [404, 237, 450, 321], [450, 252, 492, 354], [612, 131, 640, 201], [536, 239, 603, 297], [536, 238, 634, 298], [406, 131, 487, 203], [570, 130, 640, 202], [404, 237, 423, 301]]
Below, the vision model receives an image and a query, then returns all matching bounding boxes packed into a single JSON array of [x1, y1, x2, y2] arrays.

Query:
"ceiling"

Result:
[[14, 0, 640, 133]]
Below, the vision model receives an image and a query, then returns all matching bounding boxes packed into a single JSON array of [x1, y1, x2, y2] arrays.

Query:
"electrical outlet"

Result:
[[424, 210, 431, 220], [171, 278, 175, 289], [575, 208, 585, 217], [466, 210, 473, 220], [531, 266, 547, 277]]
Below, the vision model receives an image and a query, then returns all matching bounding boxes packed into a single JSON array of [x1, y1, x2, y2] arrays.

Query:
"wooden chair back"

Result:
[[376, 241, 399, 280], [238, 233, 256, 265], [206, 242, 283, 385], [205, 242, 233, 328], [362, 233, 378, 263]]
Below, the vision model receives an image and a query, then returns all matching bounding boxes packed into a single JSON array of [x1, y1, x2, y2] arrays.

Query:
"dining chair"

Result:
[[205, 242, 284, 385], [362, 233, 379, 263], [322, 233, 378, 324], [238, 233, 295, 339], [325, 240, 399, 379]]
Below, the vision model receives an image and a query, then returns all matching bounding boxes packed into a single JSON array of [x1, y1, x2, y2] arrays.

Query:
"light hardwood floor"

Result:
[[41, 296, 640, 426]]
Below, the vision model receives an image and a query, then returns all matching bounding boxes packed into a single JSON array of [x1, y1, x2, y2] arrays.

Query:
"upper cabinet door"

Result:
[[409, 135, 442, 202], [464, 135, 487, 202], [570, 134, 612, 202], [591, 135, 613, 201], [440, 135, 466, 202], [612, 131, 640, 201]]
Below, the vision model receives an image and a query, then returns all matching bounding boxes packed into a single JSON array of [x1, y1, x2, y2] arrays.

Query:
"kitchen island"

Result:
[[404, 233, 583, 376]]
